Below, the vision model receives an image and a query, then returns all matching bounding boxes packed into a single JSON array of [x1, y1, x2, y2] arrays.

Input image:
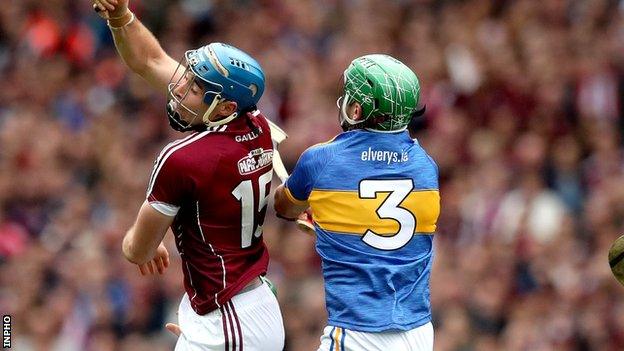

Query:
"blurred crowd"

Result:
[[1, 0, 624, 350]]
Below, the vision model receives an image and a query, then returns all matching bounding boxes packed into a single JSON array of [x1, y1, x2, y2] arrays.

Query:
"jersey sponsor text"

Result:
[[237, 148, 273, 175], [361, 147, 409, 164]]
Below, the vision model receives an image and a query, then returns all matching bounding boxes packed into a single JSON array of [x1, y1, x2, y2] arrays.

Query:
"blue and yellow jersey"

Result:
[[284, 129, 440, 332]]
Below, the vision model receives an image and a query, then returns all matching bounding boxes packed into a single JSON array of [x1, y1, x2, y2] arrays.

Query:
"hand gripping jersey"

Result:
[[285, 130, 440, 332], [147, 112, 274, 315]]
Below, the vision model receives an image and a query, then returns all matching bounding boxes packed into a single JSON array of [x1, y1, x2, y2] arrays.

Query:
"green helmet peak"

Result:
[[340, 54, 421, 132]]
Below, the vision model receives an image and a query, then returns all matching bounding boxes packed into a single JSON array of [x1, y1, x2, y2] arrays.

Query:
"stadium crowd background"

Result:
[[1, 0, 624, 350]]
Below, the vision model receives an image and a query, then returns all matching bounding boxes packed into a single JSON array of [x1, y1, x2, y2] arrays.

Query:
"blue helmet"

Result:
[[188, 43, 265, 112], [166, 43, 265, 131]]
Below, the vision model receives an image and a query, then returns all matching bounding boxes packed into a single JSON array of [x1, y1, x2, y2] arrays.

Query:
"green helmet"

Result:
[[339, 54, 421, 132]]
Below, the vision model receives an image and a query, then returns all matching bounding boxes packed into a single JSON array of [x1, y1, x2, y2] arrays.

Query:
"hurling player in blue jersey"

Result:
[[274, 54, 440, 350]]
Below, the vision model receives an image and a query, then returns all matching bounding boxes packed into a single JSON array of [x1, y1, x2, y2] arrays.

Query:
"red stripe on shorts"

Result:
[[229, 300, 243, 351], [220, 306, 229, 351], [225, 302, 237, 351]]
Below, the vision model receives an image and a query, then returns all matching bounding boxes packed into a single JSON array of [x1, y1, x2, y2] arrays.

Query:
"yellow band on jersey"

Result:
[[309, 189, 440, 235]]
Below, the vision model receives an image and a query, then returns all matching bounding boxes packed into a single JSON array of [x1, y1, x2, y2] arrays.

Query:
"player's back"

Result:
[[290, 129, 440, 332], [147, 112, 274, 314]]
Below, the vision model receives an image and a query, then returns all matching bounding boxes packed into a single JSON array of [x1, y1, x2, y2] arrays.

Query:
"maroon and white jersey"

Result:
[[147, 112, 274, 315]]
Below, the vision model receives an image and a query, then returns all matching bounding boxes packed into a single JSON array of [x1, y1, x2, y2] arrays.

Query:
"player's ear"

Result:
[[351, 102, 363, 121], [219, 101, 238, 116]]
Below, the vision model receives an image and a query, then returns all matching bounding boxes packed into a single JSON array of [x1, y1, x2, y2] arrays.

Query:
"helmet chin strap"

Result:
[[202, 94, 238, 127]]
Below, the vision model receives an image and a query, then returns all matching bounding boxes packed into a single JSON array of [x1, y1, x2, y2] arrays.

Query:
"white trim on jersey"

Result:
[[196, 201, 227, 307], [195, 202, 206, 242], [149, 201, 180, 216], [146, 125, 227, 198], [147, 132, 199, 195], [185, 261, 199, 303], [207, 125, 228, 132], [147, 130, 210, 196], [210, 245, 225, 308]]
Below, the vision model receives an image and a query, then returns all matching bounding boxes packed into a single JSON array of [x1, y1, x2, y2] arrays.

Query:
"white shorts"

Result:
[[174, 281, 285, 351], [317, 322, 433, 351]]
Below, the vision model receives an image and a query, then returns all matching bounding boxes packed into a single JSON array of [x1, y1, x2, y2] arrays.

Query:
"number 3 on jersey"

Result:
[[359, 179, 416, 250], [232, 169, 273, 248]]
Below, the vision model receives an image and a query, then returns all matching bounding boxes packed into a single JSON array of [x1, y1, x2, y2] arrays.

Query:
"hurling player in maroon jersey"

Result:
[[94, 0, 285, 349]]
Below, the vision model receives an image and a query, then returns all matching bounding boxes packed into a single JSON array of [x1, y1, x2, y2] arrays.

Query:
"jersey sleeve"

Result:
[[146, 153, 193, 217], [284, 145, 331, 204]]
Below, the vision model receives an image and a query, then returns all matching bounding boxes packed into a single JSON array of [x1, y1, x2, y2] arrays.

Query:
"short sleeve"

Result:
[[146, 153, 192, 216], [285, 145, 332, 203]]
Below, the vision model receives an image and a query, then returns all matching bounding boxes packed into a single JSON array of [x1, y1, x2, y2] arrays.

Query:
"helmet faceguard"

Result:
[[166, 51, 232, 132]]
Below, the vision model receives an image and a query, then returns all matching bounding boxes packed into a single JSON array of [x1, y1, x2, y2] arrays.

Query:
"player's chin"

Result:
[[178, 114, 199, 128]]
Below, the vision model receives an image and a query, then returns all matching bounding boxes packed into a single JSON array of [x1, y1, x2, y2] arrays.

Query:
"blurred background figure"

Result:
[[1, 0, 624, 350]]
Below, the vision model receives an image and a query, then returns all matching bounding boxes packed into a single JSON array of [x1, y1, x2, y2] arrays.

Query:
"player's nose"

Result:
[[173, 75, 190, 98], [173, 83, 185, 100]]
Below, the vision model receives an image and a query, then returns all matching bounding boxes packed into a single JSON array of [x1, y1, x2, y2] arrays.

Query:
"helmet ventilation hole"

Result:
[[229, 58, 248, 70]]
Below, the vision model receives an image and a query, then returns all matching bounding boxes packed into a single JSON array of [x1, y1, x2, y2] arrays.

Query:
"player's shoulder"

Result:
[[155, 130, 218, 167], [241, 110, 271, 138], [305, 131, 353, 154], [298, 134, 341, 165], [250, 110, 270, 128], [156, 132, 199, 159], [410, 137, 438, 168]]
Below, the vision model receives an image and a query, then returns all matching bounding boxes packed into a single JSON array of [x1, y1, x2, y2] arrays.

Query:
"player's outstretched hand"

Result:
[[296, 209, 316, 236], [138, 242, 170, 275], [93, 0, 128, 19]]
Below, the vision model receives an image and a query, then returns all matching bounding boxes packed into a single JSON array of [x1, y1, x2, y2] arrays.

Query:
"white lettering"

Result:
[[237, 150, 274, 175], [235, 130, 259, 142], [360, 147, 409, 164], [3, 315, 9, 348]]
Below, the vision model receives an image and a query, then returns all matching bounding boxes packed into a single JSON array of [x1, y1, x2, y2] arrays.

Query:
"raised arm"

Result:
[[94, 0, 179, 92]]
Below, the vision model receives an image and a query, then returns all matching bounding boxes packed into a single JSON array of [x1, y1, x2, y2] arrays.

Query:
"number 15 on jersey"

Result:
[[232, 169, 273, 248]]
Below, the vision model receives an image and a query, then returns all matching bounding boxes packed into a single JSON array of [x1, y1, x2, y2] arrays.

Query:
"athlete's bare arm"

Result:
[[274, 184, 308, 219], [123, 201, 173, 268], [94, 0, 179, 92]]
